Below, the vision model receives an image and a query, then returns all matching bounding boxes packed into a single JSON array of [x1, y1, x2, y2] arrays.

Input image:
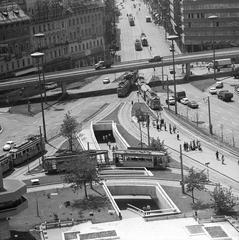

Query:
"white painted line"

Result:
[[221, 117, 227, 121], [231, 122, 237, 126], [84, 106, 88, 110], [11, 132, 18, 136]]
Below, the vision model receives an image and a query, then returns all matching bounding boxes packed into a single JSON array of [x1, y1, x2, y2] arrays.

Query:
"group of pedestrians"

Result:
[[183, 140, 202, 151], [215, 151, 225, 164]]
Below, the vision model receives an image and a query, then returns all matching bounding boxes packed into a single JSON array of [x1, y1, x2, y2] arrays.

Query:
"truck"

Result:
[[175, 91, 186, 102], [207, 58, 232, 69], [135, 39, 142, 51], [217, 90, 233, 102], [94, 59, 113, 70]]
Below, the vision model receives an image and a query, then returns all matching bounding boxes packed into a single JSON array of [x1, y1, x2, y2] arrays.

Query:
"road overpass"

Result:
[[0, 47, 239, 92]]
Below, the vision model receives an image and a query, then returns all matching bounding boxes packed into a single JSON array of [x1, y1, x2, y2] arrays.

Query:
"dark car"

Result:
[[148, 55, 163, 62], [187, 101, 199, 109]]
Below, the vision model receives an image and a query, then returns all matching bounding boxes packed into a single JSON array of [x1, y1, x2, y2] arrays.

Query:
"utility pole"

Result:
[[139, 121, 143, 148], [39, 126, 44, 166], [180, 145, 185, 194], [207, 96, 213, 134], [161, 61, 164, 89], [147, 113, 150, 146]]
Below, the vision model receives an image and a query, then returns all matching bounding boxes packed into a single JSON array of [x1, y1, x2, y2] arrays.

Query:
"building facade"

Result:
[[0, 2, 32, 79], [180, 0, 239, 52]]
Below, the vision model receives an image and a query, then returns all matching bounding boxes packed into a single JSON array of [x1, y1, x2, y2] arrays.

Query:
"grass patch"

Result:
[[189, 79, 216, 92], [10, 185, 118, 232]]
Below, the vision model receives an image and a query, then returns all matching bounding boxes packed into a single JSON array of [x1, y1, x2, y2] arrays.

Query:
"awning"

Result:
[[14, 67, 38, 77]]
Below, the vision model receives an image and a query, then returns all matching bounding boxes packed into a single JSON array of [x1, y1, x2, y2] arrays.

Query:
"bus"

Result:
[[112, 148, 169, 169], [43, 150, 109, 173]]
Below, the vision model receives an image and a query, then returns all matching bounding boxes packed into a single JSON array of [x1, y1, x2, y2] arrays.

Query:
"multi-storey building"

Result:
[[179, 0, 239, 52], [0, 1, 32, 79], [66, 0, 105, 68], [0, 164, 28, 240]]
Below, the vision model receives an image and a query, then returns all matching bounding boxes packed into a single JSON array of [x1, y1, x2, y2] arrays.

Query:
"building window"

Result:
[[84, 16, 86, 23], [2, 32, 5, 40], [100, 39, 103, 45], [39, 26, 41, 32], [77, 18, 79, 24], [32, 26, 35, 34], [88, 16, 90, 22], [93, 41, 95, 47], [10, 46, 13, 54], [82, 30, 84, 37], [26, 42, 29, 51], [21, 44, 24, 51], [85, 29, 87, 36], [53, 36, 56, 43], [83, 43, 85, 50], [28, 58, 30, 65], [95, 14, 97, 20], [71, 46, 73, 53], [43, 24, 46, 31], [70, 32, 72, 40], [52, 23, 54, 30], [6, 63, 9, 71], [79, 44, 81, 51], [22, 59, 25, 67], [86, 42, 88, 49], [90, 42, 92, 48], [15, 44, 18, 53], [48, 23, 50, 30], [12, 62, 14, 70], [50, 52, 52, 59], [17, 61, 20, 68], [80, 17, 83, 23], [98, 13, 101, 19], [75, 46, 77, 52], [92, 15, 94, 21], [59, 49, 61, 56], [62, 21, 64, 28], [89, 28, 91, 35], [97, 40, 99, 46], [73, 19, 75, 25], [54, 50, 57, 57]]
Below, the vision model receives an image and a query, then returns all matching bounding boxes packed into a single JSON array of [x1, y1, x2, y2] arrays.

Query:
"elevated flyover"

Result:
[[0, 47, 239, 92]]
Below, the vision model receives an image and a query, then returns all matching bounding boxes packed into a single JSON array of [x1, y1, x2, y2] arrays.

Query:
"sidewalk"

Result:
[[118, 102, 239, 196]]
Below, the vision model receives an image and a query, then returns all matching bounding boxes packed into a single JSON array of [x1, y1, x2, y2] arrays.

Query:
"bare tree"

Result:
[[60, 111, 82, 152]]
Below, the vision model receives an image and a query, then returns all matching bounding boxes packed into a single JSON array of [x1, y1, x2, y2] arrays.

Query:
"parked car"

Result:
[[148, 55, 163, 62], [3, 141, 15, 151], [188, 101, 199, 109], [209, 87, 217, 94], [103, 77, 110, 84], [180, 97, 189, 105], [166, 97, 176, 105], [215, 81, 224, 89]]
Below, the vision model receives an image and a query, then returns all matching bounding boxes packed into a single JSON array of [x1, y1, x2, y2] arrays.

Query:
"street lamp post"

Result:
[[205, 162, 210, 181], [31, 52, 47, 143], [208, 15, 218, 81], [167, 35, 178, 114], [34, 33, 47, 103]]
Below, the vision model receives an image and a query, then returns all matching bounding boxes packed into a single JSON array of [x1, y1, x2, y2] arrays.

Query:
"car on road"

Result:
[[3, 141, 15, 151], [148, 55, 163, 62], [187, 101, 199, 109], [209, 87, 217, 94], [180, 97, 189, 105], [166, 97, 176, 105], [103, 77, 110, 84], [215, 81, 224, 89]]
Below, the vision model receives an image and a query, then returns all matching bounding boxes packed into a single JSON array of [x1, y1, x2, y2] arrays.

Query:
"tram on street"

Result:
[[43, 150, 109, 173], [112, 148, 169, 169], [0, 135, 45, 174]]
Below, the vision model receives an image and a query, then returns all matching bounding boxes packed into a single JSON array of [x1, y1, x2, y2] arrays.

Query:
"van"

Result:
[[146, 16, 151, 22]]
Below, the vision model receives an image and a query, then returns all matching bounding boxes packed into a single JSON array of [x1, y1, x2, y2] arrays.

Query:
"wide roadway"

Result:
[[0, 0, 238, 168]]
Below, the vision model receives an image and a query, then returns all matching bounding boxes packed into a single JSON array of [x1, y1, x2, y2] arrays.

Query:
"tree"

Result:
[[184, 167, 207, 203], [60, 111, 82, 152], [62, 153, 99, 199], [150, 137, 171, 167], [210, 184, 237, 215]]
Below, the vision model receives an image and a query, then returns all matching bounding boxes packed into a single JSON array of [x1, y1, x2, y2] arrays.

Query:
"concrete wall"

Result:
[[93, 121, 113, 131], [0, 219, 10, 240]]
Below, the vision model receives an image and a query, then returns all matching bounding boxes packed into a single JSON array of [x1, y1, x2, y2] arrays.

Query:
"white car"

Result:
[[166, 97, 176, 105], [215, 81, 224, 89], [3, 141, 15, 151], [103, 77, 110, 84], [209, 87, 217, 94], [180, 97, 189, 105]]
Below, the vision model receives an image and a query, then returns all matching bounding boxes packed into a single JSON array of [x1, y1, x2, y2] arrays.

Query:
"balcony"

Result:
[[0, 196, 28, 219]]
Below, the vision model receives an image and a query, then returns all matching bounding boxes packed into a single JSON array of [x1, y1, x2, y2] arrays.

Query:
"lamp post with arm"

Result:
[[31, 52, 47, 143], [34, 33, 47, 103], [167, 35, 178, 114], [208, 15, 218, 81]]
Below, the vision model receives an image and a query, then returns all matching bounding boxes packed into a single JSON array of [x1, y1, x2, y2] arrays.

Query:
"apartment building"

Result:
[[0, 2, 32, 79]]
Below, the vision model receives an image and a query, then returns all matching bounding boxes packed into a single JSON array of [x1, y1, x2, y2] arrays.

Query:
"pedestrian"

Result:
[[177, 132, 180, 140], [198, 142, 202, 151], [150, 46, 152, 51], [169, 124, 172, 134], [215, 151, 219, 160], [207, 66, 210, 72], [156, 124, 159, 131], [112, 145, 115, 152], [164, 122, 167, 131], [143, 205, 146, 215], [103, 135, 105, 141], [173, 125, 176, 133], [162, 140, 164, 146], [221, 155, 225, 164], [108, 141, 111, 149], [131, 100, 134, 105], [146, 204, 151, 214]]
